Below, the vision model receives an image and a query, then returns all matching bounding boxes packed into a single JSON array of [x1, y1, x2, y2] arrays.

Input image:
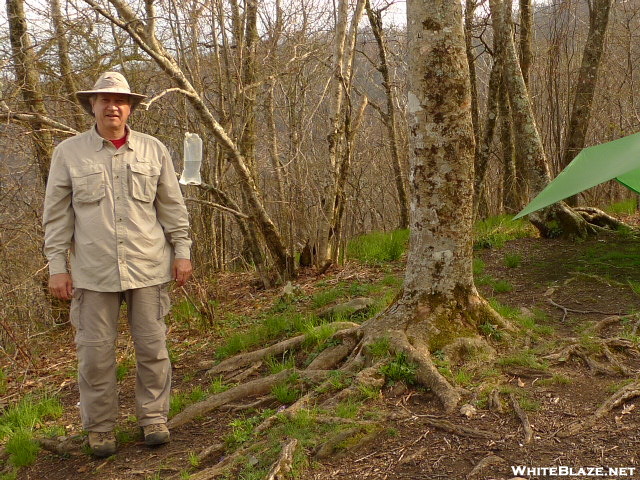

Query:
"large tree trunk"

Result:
[[365, 0, 409, 230], [561, 0, 612, 207], [362, 0, 508, 412], [7, 0, 54, 186], [490, 0, 592, 238]]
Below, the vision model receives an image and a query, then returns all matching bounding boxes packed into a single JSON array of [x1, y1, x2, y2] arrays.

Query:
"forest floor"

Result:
[[7, 214, 640, 480]]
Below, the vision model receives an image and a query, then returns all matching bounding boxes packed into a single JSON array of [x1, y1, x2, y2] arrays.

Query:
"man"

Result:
[[43, 71, 192, 457]]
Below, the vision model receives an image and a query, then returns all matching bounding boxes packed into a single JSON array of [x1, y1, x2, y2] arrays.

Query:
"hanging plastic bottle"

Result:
[[179, 132, 203, 185]]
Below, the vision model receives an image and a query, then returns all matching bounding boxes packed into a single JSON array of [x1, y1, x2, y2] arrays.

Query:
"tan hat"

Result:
[[75, 71, 146, 115]]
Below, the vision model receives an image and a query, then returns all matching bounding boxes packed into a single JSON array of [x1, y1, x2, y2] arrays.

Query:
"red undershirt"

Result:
[[110, 134, 127, 149]]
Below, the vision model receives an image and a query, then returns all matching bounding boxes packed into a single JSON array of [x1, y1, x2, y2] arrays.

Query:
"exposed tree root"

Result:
[[573, 207, 633, 230], [306, 335, 359, 370], [220, 396, 275, 412], [544, 333, 638, 376], [226, 361, 263, 383], [170, 293, 513, 478], [419, 416, 501, 440], [467, 454, 506, 479], [558, 380, 640, 437], [197, 442, 225, 464], [509, 393, 533, 444], [313, 427, 366, 459], [177, 440, 268, 480], [35, 435, 85, 456], [265, 438, 298, 480], [321, 364, 384, 408], [169, 369, 330, 429], [206, 322, 359, 377]]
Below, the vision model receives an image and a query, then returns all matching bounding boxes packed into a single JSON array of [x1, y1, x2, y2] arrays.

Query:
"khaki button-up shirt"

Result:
[[43, 126, 192, 292]]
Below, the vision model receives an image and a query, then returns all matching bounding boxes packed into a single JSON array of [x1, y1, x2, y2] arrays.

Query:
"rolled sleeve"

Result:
[[154, 148, 192, 260], [43, 147, 74, 275]]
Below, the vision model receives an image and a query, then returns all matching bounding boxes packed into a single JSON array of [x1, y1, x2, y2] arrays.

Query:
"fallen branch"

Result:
[[509, 393, 533, 444]]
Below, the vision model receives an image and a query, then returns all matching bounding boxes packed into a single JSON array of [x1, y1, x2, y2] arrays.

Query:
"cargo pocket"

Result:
[[158, 283, 172, 319], [129, 162, 161, 202], [70, 288, 84, 330], [70, 165, 105, 203]]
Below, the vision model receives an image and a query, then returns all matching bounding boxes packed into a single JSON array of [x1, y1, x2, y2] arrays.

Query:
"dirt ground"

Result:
[[8, 219, 640, 480]]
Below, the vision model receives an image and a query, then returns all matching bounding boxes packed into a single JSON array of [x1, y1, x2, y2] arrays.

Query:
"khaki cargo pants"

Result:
[[70, 285, 171, 432]]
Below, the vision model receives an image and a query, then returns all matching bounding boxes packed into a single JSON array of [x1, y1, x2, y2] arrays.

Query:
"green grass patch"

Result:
[[473, 258, 486, 275], [347, 229, 409, 264], [0, 394, 63, 468], [606, 378, 635, 394], [116, 356, 134, 382], [271, 381, 302, 404], [215, 311, 310, 360], [453, 369, 473, 386], [605, 198, 637, 215], [335, 400, 361, 419], [379, 352, 417, 385], [171, 298, 204, 328], [169, 380, 232, 418], [310, 287, 346, 309], [224, 410, 275, 450], [265, 354, 296, 374], [504, 253, 522, 268], [366, 337, 391, 358], [474, 215, 534, 250], [497, 350, 548, 371]]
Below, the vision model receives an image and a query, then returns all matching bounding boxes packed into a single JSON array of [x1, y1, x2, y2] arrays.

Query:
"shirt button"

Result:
[[115, 175, 119, 179]]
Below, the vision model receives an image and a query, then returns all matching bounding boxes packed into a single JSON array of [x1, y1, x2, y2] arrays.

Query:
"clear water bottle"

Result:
[[179, 132, 202, 185]]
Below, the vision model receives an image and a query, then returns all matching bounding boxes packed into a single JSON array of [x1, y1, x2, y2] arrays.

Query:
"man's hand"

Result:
[[172, 258, 193, 287], [49, 273, 73, 300]]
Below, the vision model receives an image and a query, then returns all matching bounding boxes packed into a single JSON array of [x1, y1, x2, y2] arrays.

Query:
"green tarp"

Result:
[[514, 131, 640, 219]]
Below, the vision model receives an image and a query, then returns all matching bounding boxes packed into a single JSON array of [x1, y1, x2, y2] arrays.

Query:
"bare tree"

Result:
[[6, 0, 54, 186], [366, 0, 409, 229]]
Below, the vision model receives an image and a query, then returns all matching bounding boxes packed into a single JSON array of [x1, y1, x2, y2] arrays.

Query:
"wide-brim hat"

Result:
[[75, 71, 146, 115]]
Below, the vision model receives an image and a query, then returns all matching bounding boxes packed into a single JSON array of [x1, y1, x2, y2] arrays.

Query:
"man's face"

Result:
[[91, 93, 132, 135]]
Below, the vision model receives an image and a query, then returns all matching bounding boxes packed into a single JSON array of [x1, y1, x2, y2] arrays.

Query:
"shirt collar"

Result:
[[89, 125, 135, 152]]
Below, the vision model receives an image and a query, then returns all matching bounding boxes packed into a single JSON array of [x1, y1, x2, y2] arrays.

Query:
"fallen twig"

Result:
[[509, 393, 533, 444]]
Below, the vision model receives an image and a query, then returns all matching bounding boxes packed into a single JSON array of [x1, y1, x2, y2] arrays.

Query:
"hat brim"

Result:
[[75, 90, 147, 115]]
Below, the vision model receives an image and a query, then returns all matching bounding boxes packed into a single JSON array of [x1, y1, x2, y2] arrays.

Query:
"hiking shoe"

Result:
[[88, 431, 116, 457], [143, 423, 170, 446]]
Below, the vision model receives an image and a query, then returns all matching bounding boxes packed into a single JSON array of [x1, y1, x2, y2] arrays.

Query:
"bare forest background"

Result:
[[1, 0, 638, 351]]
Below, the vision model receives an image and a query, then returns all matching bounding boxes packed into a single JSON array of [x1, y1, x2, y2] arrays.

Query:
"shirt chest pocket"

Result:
[[70, 165, 106, 203], [129, 162, 161, 202]]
